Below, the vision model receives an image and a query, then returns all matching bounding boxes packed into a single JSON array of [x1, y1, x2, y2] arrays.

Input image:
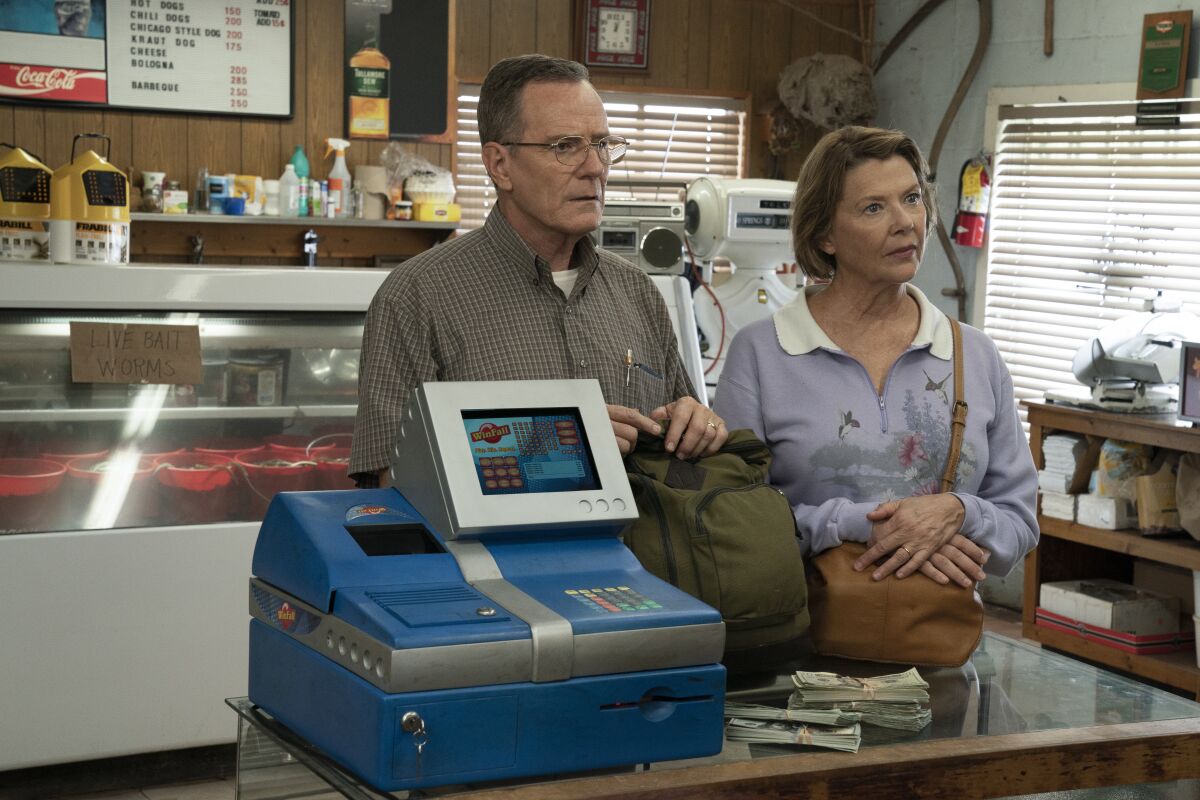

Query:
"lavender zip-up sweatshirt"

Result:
[[714, 284, 1039, 577]]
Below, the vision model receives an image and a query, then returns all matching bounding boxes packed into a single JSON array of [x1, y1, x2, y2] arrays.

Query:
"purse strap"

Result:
[[940, 318, 969, 493]]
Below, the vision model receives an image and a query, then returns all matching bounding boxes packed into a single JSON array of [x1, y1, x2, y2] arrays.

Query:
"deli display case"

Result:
[[0, 261, 389, 770]]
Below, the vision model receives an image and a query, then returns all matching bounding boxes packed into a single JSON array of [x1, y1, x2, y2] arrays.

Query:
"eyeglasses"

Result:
[[501, 135, 628, 166]]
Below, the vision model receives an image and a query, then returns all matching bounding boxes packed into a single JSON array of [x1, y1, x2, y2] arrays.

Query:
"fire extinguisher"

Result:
[[952, 153, 991, 248]]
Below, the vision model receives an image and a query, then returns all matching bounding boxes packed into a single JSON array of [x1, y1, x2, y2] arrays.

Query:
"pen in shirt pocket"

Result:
[[623, 348, 662, 387]]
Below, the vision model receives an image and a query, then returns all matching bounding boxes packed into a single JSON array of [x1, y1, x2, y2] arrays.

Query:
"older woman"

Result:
[[714, 126, 1037, 587]]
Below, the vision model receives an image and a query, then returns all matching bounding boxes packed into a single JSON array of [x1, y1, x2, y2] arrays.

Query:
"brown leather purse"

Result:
[[806, 319, 984, 668]]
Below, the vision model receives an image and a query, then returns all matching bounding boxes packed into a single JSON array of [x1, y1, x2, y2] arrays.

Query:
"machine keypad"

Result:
[[564, 586, 662, 613]]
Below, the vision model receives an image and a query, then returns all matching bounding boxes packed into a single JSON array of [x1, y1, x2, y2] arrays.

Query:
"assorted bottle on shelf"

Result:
[[0, 426, 356, 534], [199, 140, 355, 220], [0, 134, 461, 267]]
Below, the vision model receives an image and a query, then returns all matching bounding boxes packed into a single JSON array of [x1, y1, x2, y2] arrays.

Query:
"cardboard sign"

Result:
[[1137, 11, 1192, 100], [69, 322, 202, 385]]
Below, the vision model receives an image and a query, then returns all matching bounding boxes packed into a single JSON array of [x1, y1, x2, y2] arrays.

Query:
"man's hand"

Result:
[[607, 404, 663, 456], [650, 397, 727, 459], [853, 493, 966, 580]]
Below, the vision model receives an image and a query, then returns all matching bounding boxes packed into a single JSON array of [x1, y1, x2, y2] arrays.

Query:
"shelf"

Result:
[[130, 212, 457, 230], [1021, 400, 1200, 453], [1039, 517, 1200, 571], [0, 262, 388, 311], [1023, 622, 1200, 698], [0, 404, 356, 423], [129, 211, 456, 261]]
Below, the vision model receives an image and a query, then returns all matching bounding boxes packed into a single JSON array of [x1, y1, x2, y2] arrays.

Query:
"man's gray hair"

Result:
[[478, 54, 590, 146]]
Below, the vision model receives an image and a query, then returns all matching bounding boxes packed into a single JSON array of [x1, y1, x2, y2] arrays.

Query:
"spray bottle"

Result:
[[324, 138, 352, 218]]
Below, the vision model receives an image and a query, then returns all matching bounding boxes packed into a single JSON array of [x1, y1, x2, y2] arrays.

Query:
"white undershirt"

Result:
[[551, 267, 580, 298]]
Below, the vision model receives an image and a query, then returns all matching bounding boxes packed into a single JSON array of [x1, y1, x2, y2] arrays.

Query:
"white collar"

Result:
[[773, 283, 953, 360]]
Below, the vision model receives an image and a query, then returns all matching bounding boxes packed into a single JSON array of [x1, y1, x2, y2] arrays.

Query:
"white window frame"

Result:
[[977, 80, 1200, 412], [974, 80, 1200, 326]]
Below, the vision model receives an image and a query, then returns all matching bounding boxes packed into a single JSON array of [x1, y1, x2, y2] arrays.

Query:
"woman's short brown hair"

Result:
[[791, 126, 935, 281]]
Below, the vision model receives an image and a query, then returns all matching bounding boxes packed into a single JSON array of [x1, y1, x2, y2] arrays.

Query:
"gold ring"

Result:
[[706, 420, 718, 430], [901, 545, 914, 556]]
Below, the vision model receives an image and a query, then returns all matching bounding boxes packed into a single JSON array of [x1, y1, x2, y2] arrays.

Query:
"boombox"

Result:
[[594, 201, 686, 275]]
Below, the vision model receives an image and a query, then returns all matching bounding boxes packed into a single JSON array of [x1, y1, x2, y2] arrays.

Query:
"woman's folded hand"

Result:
[[853, 493, 967, 580]]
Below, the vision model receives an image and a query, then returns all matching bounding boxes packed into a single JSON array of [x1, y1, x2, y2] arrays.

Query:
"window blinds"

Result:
[[984, 100, 1200, 405], [455, 87, 746, 231]]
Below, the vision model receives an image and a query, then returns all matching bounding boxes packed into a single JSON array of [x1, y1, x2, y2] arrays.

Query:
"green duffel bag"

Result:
[[623, 428, 809, 658]]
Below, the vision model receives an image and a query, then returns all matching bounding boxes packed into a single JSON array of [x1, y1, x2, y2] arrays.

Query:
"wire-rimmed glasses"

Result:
[[501, 135, 628, 166]]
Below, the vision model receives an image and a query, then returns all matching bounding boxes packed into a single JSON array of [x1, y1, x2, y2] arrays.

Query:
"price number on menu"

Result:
[[230, 64, 249, 109]]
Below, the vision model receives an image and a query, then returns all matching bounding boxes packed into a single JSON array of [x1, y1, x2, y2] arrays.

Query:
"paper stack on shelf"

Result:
[[1041, 492, 1078, 521], [1043, 433, 1087, 484], [1038, 469, 1071, 494], [1039, 433, 1088, 522]]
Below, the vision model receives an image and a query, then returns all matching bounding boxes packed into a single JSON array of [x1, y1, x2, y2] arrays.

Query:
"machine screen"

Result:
[[735, 212, 790, 229], [759, 199, 790, 210], [1180, 343, 1200, 422], [461, 408, 601, 495]]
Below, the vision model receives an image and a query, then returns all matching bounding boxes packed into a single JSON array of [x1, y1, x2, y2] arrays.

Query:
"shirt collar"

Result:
[[483, 208, 600, 284], [773, 282, 953, 360]]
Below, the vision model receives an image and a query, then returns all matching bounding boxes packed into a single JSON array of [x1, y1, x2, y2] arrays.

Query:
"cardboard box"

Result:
[[1132, 559, 1195, 617], [1035, 607, 1195, 655], [1040, 579, 1181, 636], [412, 202, 461, 223], [1076, 493, 1135, 530]]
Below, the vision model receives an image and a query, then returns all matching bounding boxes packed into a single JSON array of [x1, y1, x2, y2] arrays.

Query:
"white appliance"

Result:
[[684, 177, 798, 394], [0, 262, 385, 771], [1047, 295, 1200, 413], [651, 275, 708, 406]]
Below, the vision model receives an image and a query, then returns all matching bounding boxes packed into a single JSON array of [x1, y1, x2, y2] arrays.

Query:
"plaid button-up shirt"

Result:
[[349, 208, 695, 482]]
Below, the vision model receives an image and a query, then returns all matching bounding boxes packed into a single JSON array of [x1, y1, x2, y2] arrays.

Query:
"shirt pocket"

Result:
[[625, 359, 666, 414]]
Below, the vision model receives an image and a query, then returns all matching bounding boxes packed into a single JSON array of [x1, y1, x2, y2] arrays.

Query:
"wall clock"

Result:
[[577, 0, 651, 71]]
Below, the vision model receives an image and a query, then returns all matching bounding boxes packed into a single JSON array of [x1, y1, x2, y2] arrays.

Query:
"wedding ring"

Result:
[[706, 419, 718, 429], [901, 545, 914, 556]]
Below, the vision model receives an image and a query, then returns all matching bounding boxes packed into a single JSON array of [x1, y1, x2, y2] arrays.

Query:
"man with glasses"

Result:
[[350, 54, 726, 488]]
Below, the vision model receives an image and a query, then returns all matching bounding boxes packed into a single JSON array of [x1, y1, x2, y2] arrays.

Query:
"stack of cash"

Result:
[[788, 668, 932, 732], [724, 718, 862, 752], [724, 701, 861, 727]]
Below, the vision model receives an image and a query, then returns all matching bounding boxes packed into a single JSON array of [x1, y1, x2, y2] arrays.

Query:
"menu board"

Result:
[[0, 0, 293, 118]]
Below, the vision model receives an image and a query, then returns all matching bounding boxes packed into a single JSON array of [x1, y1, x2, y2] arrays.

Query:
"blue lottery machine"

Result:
[[247, 379, 726, 791]]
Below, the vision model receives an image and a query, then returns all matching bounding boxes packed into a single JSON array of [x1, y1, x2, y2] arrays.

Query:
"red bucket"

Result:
[[263, 434, 338, 460], [155, 453, 240, 524], [314, 447, 354, 491], [234, 447, 316, 519], [64, 454, 158, 529], [193, 437, 261, 457], [40, 439, 110, 462], [0, 458, 67, 532]]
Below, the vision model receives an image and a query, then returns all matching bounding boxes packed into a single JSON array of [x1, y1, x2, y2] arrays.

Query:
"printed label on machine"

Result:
[[72, 221, 128, 263], [461, 408, 600, 495], [0, 219, 48, 260]]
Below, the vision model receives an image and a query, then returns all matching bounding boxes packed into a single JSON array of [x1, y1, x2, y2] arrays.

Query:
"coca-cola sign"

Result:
[[0, 63, 106, 103]]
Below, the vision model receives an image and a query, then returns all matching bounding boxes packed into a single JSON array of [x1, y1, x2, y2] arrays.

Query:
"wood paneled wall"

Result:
[[0, 0, 864, 204], [455, 0, 867, 180]]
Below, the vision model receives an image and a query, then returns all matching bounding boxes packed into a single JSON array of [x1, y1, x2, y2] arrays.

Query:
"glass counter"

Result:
[[0, 309, 362, 533], [227, 633, 1200, 800]]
